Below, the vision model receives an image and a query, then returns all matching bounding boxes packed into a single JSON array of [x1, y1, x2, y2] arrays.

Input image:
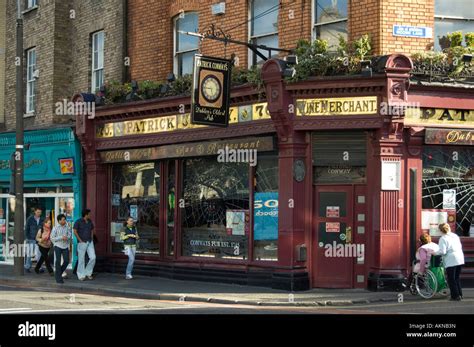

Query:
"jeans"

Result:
[[124, 245, 136, 277], [77, 241, 96, 279], [446, 265, 463, 299], [54, 247, 69, 283], [24, 240, 37, 270], [35, 245, 53, 273]]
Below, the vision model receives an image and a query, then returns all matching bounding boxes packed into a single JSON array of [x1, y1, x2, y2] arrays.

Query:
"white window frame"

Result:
[[173, 12, 199, 77], [26, 48, 36, 115], [26, 0, 38, 9], [311, 0, 348, 43], [248, 0, 280, 68], [91, 31, 104, 93]]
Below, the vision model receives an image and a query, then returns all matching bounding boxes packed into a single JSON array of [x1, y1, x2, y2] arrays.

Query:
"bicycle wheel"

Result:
[[415, 270, 438, 299]]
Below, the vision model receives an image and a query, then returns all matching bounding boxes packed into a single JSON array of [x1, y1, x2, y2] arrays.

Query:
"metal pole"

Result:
[[13, 0, 24, 276]]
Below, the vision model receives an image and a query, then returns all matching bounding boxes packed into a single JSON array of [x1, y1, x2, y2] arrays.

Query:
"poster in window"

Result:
[[326, 206, 340, 218], [0, 219, 5, 234], [130, 205, 138, 220], [421, 209, 456, 237], [254, 192, 278, 241], [442, 189, 456, 210], [225, 210, 248, 236], [326, 222, 340, 233]]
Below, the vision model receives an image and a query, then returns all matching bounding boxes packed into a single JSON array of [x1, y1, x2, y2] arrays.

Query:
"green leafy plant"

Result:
[[465, 32, 474, 48], [448, 31, 464, 48]]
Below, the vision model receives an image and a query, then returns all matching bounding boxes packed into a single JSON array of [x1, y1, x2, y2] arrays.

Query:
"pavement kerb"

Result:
[[0, 277, 422, 308]]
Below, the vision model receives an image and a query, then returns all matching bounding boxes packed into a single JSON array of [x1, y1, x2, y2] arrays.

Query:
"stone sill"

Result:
[[23, 112, 35, 118], [22, 5, 38, 16]]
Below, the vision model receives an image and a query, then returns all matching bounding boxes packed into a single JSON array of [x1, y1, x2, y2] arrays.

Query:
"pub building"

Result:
[[74, 54, 473, 291]]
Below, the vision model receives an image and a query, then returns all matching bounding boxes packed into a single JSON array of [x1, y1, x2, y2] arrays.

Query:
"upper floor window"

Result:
[[249, 0, 279, 66], [26, 48, 37, 114], [26, 0, 38, 9], [313, 0, 348, 49], [174, 12, 199, 77], [91, 31, 104, 93], [435, 0, 474, 51]]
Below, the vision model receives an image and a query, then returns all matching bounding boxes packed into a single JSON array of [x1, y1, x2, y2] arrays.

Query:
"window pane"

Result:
[[251, 0, 279, 37], [176, 13, 199, 52], [316, 21, 347, 48], [254, 155, 278, 261], [435, 19, 474, 50], [167, 161, 176, 256], [253, 34, 279, 64], [111, 163, 161, 255], [181, 157, 249, 260], [435, 0, 474, 18], [178, 50, 196, 76], [315, 0, 348, 24], [422, 147, 474, 237]]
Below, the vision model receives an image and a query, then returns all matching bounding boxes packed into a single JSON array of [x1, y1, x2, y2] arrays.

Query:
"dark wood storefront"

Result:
[[74, 54, 473, 291]]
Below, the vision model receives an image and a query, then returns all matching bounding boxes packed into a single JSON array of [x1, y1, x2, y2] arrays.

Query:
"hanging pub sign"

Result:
[[192, 55, 232, 127]]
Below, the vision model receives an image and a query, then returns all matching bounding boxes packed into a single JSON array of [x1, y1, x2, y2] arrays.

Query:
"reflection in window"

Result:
[[250, 0, 280, 65], [167, 161, 175, 256], [181, 157, 249, 259], [111, 163, 160, 254], [174, 12, 199, 76], [422, 147, 474, 237], [313, 0, 348, 49], [434, 0, 474, 51], [254, 155, 278, 261]]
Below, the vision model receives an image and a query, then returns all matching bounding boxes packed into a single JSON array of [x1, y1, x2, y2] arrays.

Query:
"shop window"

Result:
[[174, 12, 199, 77], [181, 157, 249, 259], [249, 0, 279, 66], [313, 0, 348, 49], [312, 131, 367, 184], [435, 0, 474, 51], [422, 147, 474, 237], [253, 155, 278, 261], [111, 162, 160, 254]]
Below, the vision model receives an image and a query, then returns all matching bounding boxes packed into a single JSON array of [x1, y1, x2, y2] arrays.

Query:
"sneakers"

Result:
[[87, 275, 94, 280], [62, 273, 68, 279], [78, 277, 86, 281], [125, 275, 133, 280]]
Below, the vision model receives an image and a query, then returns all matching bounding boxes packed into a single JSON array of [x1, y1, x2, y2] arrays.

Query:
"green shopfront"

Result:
[[0, 127, 83, 265]]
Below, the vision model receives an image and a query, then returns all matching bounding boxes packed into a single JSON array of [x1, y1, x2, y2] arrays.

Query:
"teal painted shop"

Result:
[[0, 127, 82, 265]]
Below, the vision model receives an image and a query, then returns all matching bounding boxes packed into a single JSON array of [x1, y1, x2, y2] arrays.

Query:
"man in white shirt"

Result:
[[436, 223, 465, 301]]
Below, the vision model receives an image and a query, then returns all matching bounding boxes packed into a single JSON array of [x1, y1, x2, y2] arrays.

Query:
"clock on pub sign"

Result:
[[192, 55, 232, 127]]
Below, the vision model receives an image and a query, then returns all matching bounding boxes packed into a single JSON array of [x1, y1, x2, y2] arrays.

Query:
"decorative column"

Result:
[[367, 54, 414, 291], [74, 94, 109, 259], [262, 60, 309, 291]]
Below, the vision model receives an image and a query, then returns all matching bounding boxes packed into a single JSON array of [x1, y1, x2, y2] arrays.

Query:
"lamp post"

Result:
[[13, 0, 24, 276]]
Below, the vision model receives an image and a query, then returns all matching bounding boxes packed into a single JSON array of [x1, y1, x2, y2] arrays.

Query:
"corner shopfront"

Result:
[[76, 54, 473, 290], [0, 127, 82, 264]]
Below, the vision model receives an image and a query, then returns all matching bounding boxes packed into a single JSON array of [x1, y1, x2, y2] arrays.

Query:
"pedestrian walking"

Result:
[[24, 207, 44, 273], [121, 217, 139, 280], [436, 223, 465, 301], [73, 209, 96, 281], [34, 218, 54, 275], [51, 214, 72, 284]]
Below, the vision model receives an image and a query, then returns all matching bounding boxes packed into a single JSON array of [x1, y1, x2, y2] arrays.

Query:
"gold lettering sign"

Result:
[[100, 136, 275, 163], [296, 97, 378, 116], [425, 128, 474, 145], [405, 108, 474, 126], [96, 103, 270, 139]]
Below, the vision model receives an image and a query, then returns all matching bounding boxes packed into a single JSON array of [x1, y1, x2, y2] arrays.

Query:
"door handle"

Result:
[[345, 226, 352, 244]]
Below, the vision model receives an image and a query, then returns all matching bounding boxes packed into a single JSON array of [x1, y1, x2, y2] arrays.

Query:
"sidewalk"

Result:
[[0, 264, 466, 307]]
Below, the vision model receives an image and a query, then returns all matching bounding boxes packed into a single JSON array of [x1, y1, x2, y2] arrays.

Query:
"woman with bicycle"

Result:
[[436, 223, 465, 301]]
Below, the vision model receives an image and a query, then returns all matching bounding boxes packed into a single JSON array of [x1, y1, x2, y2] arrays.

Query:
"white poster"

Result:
[[226, 210, 245, 235], [381, 161, 401, 190], [442, 189, 456, 210], [422, 210, 448, 237]]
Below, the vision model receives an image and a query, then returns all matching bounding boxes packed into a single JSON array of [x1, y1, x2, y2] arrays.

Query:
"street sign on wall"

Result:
[[393, 25, 433, 38]]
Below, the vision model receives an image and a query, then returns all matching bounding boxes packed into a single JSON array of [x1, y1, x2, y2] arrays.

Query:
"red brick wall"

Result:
[[128, 0, 436, 82]]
